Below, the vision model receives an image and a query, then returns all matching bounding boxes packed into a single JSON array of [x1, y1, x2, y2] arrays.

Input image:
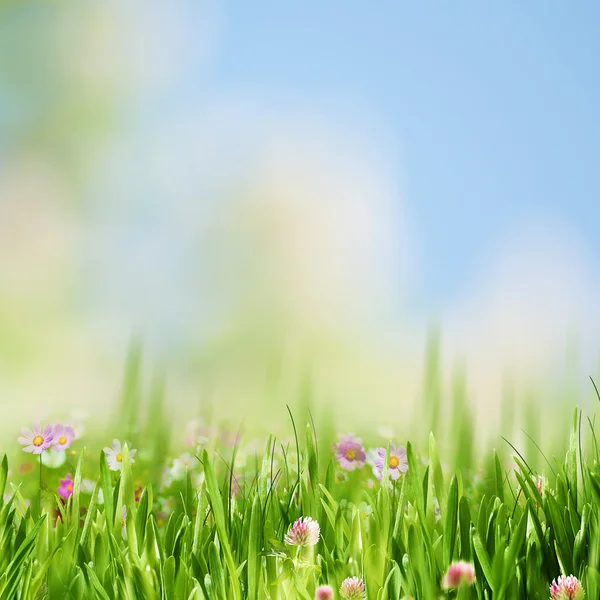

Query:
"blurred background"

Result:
[[1, 1, 600, 445]]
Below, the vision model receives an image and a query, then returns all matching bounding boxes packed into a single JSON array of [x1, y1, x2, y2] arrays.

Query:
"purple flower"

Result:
[[372, 443, 408, 481], [18, 423, 54, 454], [285, 516, 320, 547], [52, 424, 76, 452], [315, 585, 334, 600], [340, 576, 365, 599], [442, 561, 476, 589], [334, 434, 366, 471], [58, 474, 74, 499], [550, 575, 585, 600]]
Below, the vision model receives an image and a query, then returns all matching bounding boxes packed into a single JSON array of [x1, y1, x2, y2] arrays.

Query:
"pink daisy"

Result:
[[334, 434, 366, 471], [52, 424, 75, 452], [372, 443, 408, 481], [18, 423, 55, 454]]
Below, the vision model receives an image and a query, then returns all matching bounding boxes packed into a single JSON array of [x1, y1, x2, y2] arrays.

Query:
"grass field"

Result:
[[1, 346, 597, 600]]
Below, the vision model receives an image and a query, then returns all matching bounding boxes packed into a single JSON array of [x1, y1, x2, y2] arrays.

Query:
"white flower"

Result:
[[366, 448, 380, 467], [41, 449, 66, 469], [170, 453, 196, 481], [103, 439, 137, 472], [161, 466, 173, 489], [194, 436, 210, 455], [191, 471, 205, 488], [433, 497, 441, 523]]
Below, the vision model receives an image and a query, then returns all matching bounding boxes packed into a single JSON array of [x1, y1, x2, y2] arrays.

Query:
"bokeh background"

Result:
[[1, 1, 600, 443]]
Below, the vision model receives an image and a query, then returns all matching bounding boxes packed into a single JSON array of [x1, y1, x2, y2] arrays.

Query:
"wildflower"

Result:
[[67, 410, 87, 439], [41, 450, 67, 469], [134, 485, 143, 502], [358, 502, 374, 532], [221, 429, 240, 448], [366, 447, 379, 466], [534, 474, 547, 497], [185, 419, 203, 446], [58, 474, 74, 499], [334, 434, 366, 471], [340, 576, 366, 599], [67, 421, 84, 439], [18, 423, 54, 454], [103, 439, 137, 472], [170, 453, 196, 481], [550, 575, 585, 600], [18, 463, 35, 474], [195, 436, 210, 455], [372, 443, 408, 481], [191, 470, 205, 488], [51, 424, 75, 452], [233, 449, 247, 471], [358, 502, 374, 520], [442, 561, 476, 589], [433, 496, 442, 523], [161, 465, 173, 489], [121, 505, 128, 540], [81, 479, 95, 494], [285, 517, 320, 547], [315, 585, 334, 600]]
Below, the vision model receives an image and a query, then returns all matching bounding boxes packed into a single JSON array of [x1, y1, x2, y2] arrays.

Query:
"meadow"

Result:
[[0, 341, 596, 600]]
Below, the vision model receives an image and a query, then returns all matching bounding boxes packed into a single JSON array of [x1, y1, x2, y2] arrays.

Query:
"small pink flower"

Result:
[[372, 443, 408, 481], [340, 577, 366, 599], [58, 474, 74, 499], [550, 575, 585, 600], [285, 517, 320, 547], [334, 434, 366, 471], [315, 585, 334, 600], [18, 423, 55, 454], [52, 424, 75, 452], [442, 561, 476, 589]]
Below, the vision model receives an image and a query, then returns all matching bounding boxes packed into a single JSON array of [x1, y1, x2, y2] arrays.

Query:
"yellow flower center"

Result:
[[345, 448, 356, 460], [67, 484, 73, 493], [389, 456, 400, 469], [33, 435, 44, 447], [116, 453, 123, 462], [58, 436, 67, 445]]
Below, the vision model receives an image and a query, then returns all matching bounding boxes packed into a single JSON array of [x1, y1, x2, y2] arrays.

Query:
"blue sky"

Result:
[[201, 2, 600, 309]]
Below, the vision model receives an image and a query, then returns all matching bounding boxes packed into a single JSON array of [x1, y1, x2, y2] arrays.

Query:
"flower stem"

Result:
[[39, 454, 42, 512]]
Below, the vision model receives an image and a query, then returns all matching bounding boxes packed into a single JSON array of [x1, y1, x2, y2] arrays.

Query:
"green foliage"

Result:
[[3, 389, 600, 598]]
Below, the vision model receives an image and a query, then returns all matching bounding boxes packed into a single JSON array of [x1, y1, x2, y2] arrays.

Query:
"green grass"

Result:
[[2, 342, 599, 599], [1, 398, 600, 599]]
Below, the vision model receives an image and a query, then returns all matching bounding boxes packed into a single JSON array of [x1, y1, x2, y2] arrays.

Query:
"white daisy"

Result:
[[103, 439, 137, 472], [41, 449, 66, 469], [170, 452, 196, 481]]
